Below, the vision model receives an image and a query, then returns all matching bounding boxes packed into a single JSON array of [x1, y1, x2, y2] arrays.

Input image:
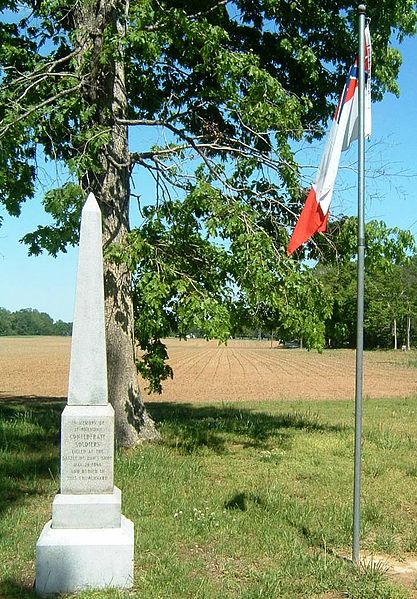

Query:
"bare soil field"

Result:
[[1, 336, 416, 403]]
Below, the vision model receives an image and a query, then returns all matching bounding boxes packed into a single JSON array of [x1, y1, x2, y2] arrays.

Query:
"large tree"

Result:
[[0, 1, 415, 445]]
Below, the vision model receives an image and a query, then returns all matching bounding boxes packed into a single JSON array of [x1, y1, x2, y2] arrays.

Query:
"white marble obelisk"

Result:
[[35, 193, 134, 596]]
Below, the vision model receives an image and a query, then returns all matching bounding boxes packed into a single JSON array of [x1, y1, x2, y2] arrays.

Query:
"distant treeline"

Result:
[[0, 307, 72, 336]]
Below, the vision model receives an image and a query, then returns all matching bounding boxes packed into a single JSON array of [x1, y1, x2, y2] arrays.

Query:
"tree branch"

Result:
[[0, 83, 83, 138], [2, 49, 80, 88]]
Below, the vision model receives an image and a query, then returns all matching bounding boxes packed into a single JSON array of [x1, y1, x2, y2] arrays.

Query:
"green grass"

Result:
[[2, 396, 417, 597]]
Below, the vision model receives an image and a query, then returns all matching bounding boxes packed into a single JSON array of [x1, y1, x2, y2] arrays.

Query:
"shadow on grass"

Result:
[[146, 402, 347, 454], [0, 395, 64, 516], [0, 578, 37, 599], [225, 491, 267, 511]]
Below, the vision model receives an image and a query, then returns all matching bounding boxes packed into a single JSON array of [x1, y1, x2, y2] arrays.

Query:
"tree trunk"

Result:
[[73, 1, 158, 446], [393, 318, 397, 350], [407, 315, 411, 351]]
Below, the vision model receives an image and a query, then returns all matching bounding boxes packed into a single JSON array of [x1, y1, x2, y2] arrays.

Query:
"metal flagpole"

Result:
[[352, 3, 366, 564]]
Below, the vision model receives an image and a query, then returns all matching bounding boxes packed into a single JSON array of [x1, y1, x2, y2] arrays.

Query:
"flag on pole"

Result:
[[287, 25, 371, 256]]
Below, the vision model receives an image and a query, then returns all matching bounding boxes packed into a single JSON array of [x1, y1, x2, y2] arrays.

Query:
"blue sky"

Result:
[[1, 35, 416, 323]]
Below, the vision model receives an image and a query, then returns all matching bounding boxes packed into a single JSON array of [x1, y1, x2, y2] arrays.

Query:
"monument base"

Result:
[[35, 515, 134, 597], [52, 486, 122, 529]]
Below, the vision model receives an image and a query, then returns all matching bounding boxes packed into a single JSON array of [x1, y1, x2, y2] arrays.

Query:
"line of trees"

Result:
[[314, 218, 417, 350], [0, 308, 72, 337]]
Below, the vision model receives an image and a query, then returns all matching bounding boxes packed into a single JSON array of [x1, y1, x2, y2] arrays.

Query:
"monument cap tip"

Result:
[[83, 192, 100, 213]]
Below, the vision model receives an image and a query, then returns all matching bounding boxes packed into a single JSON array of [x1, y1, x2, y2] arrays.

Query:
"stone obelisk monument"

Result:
[[35, 193, 134, 596]]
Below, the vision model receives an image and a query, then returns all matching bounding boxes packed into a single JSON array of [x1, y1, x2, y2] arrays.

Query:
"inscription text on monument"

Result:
[[61, 406, 114, 494]]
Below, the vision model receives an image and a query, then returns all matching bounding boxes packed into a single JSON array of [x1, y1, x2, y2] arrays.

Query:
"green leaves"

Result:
[[316, 217, 416, 272], [111, 171, 333, 391], [317, 218, 417, 348], [136, 338, 173, 395], [21, 183, 83, 256]]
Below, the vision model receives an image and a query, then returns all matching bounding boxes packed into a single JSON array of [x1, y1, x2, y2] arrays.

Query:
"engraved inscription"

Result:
[[61, 413, 114, 494]]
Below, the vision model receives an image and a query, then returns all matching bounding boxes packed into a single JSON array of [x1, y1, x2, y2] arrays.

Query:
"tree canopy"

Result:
[[316, 218, 417, 349], [1, 0, 416, 443]]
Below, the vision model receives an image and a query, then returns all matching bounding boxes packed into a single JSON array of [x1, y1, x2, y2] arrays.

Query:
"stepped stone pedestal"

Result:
[[35, 194, 134, 596]]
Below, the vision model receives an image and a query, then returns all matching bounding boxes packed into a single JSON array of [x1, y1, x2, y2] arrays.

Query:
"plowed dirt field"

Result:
[[1, 336, 416, 403]]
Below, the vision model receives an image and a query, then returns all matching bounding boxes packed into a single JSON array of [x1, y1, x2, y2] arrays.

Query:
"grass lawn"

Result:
[[1, 395, 417, 598]]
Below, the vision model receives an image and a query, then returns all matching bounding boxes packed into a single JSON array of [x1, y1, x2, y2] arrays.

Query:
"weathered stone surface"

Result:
[[60, 404, 114, 494], [35, 516, 134, 597], [68, 193, 107, 406], [35, 193, 134, 596], [52, 487, 121, 529]]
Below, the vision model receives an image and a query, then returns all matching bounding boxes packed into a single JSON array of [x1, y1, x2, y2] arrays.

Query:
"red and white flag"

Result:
[[287, 25, 372, 256]]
